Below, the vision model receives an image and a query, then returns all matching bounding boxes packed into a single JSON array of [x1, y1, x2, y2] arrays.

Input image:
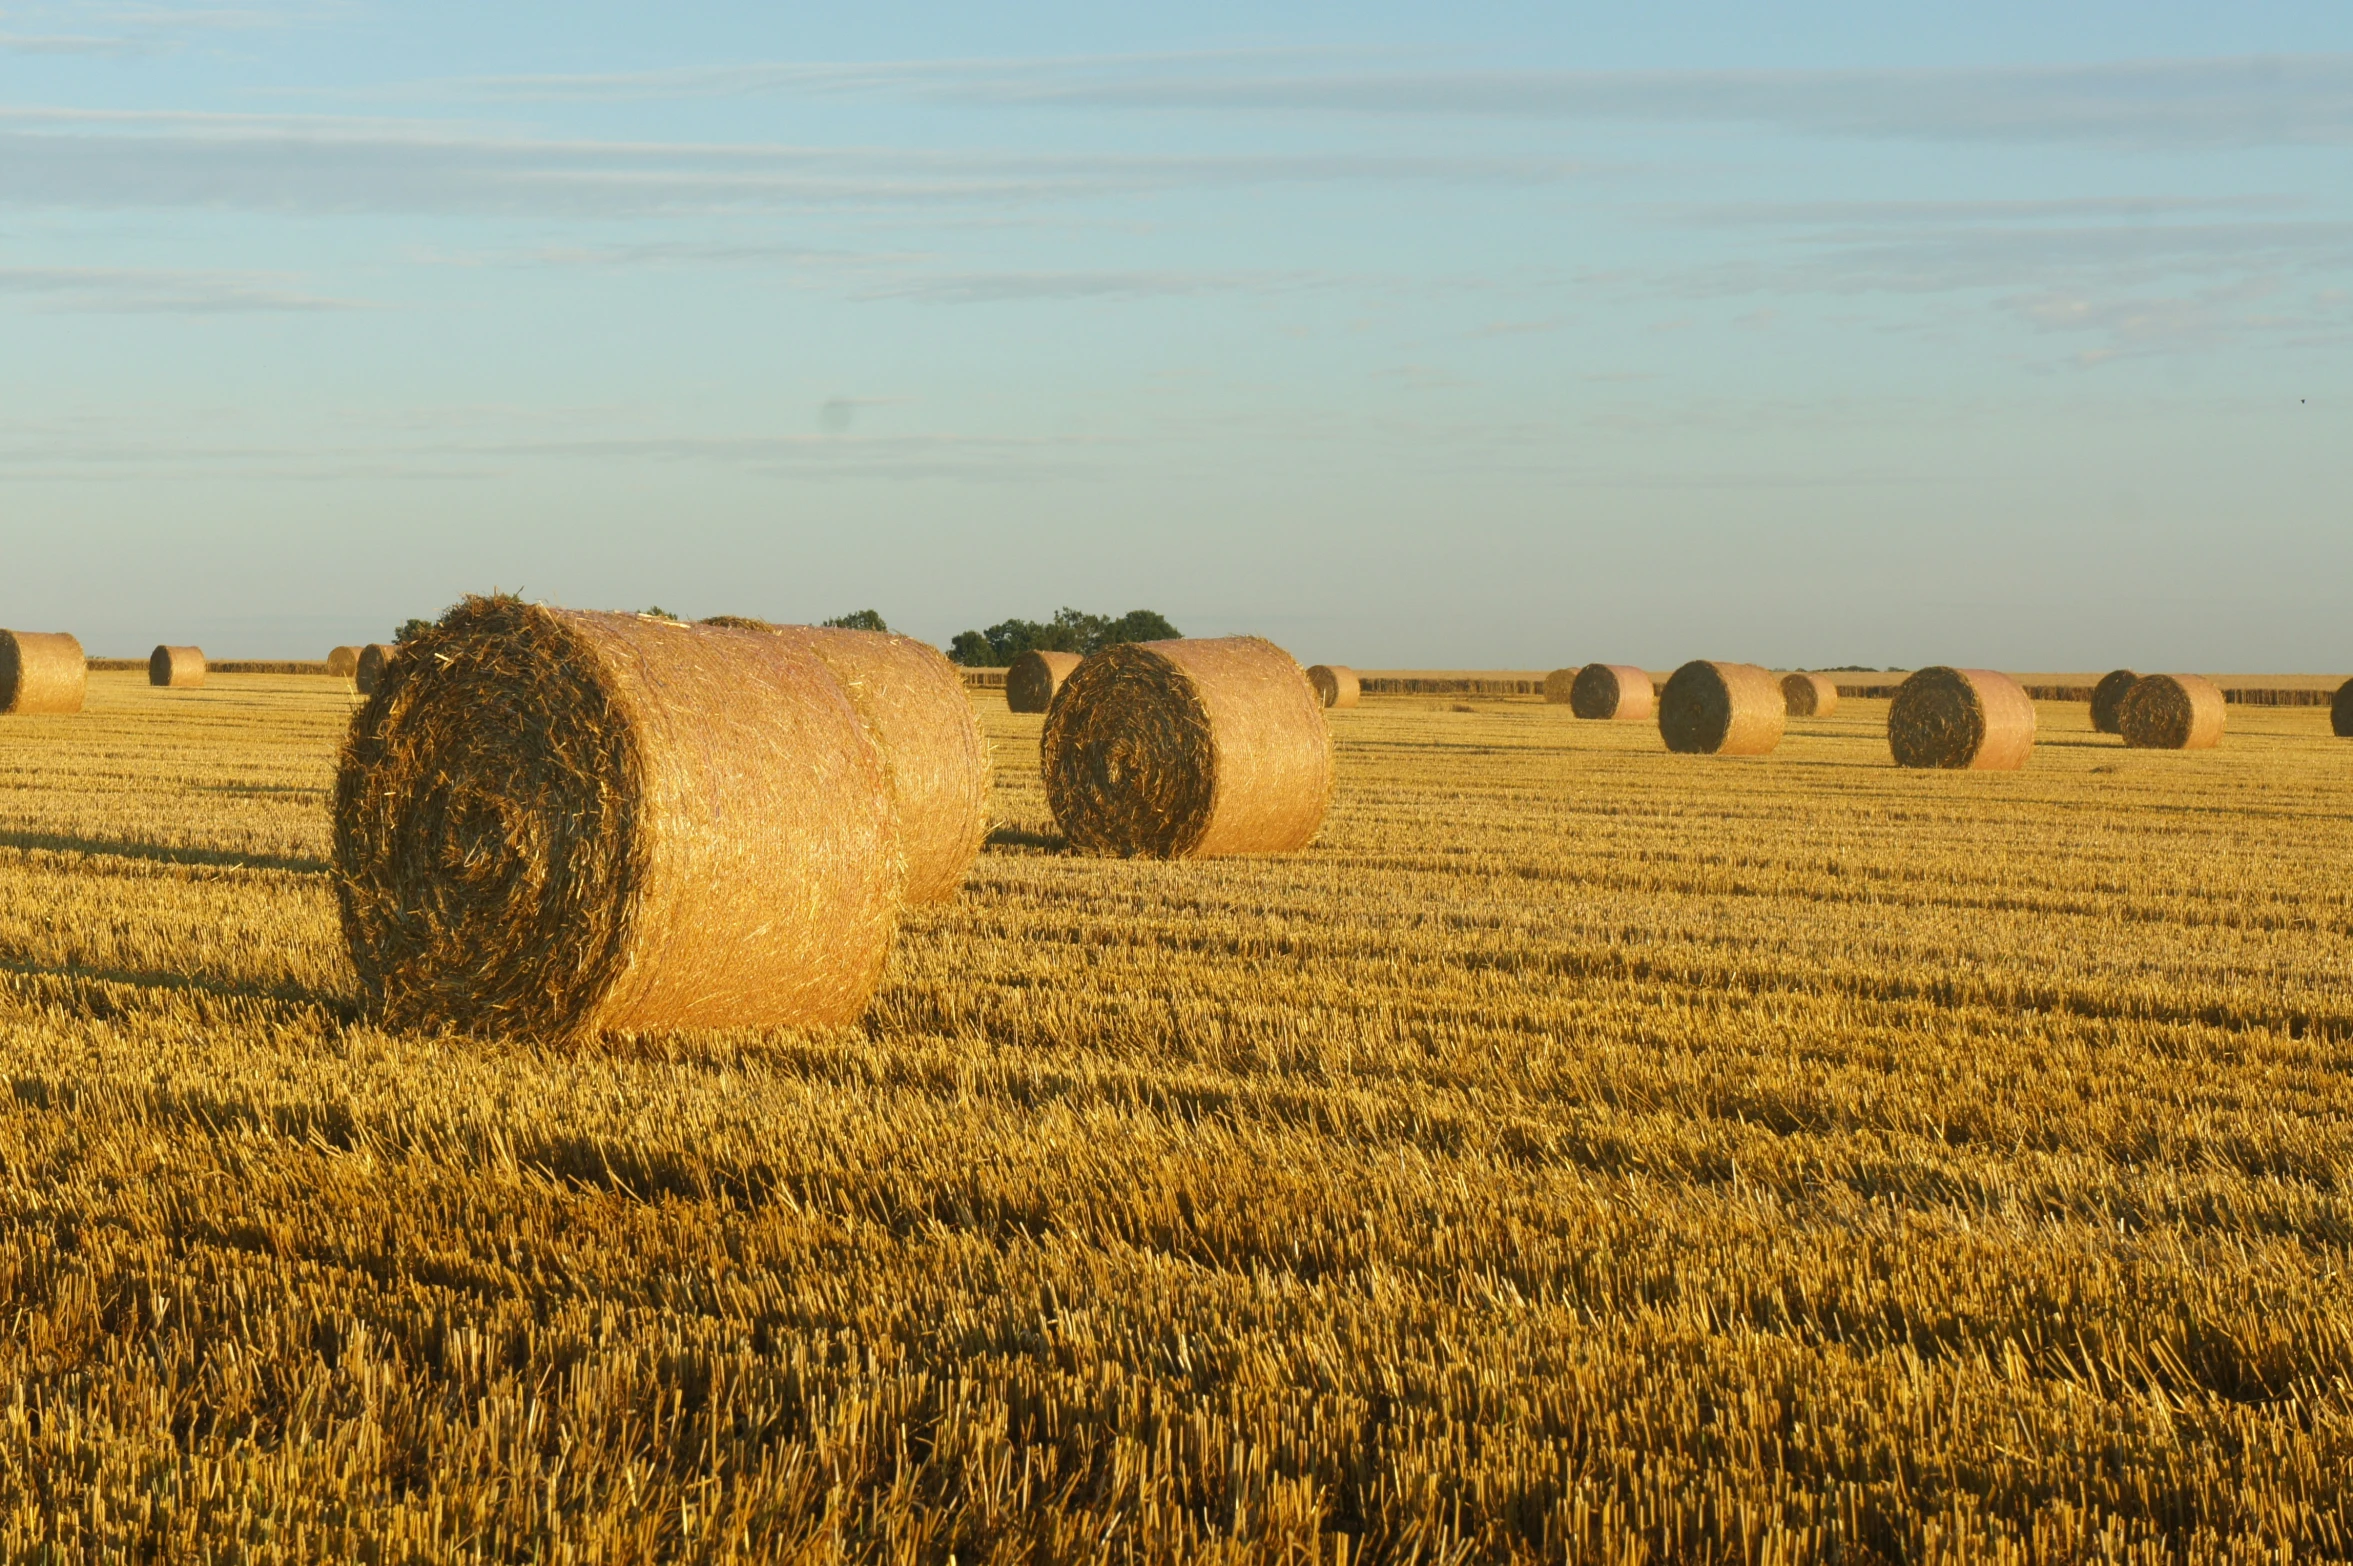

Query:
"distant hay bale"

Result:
[[1306, 665, 1360, 709], [2090, 669, 2139, 735], [1006, 650, 1083, 714], [2336, 678, 2353, 738], [149, 645, 204, 689], [1887, 667, 2036, 770], [1570, 663, 1656, 721], [1042, 636, 1332, 858], [334, 598, 903, 1042], [1658, 661, 1784, 756], [355, 644, 397, 695], [1542, 668, 1578, 704], [2119, 674, 2226, 751], [326, 646, 362, 679], [0, 631, 85, 716], [1780, 672, 1840, 719]]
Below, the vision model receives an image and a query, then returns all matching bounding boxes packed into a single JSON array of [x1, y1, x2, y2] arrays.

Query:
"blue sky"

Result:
[[2, 3, 2348, 668]]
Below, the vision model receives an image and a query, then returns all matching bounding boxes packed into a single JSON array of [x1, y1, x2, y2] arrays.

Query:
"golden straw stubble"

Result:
[[1780, 672, 1840, 719], [1306, 664, 1360, 709], [1006, 650, 1082, 714], [1042, 636, 1332, 858], [149, 645, 204, 688], [2090, 669, 2138, 735], [1887, 667, 2036, 771], [1571, 663, 1656, 721], [2119, 674, 2227, 751], [1658, 661, 1784, 755], [0, 630, 85, 716], [333, 597, 903, 1041]]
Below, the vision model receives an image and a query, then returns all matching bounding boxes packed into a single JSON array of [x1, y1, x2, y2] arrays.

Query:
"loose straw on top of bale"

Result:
[[1306, 664, 1361, 709], [355, 644, 397, 695], [1007, 650, 1082, 714], [2335, 678, 2353, 738], [149, 645, 204, 688], [1042, 636, 1332, 858], [0, 631, 85, 716], [2090, 669, 2139, 735], [1570, 663, 1656, 721], [326, 646, 362, 679], [1658, 661, 1784, 755], [1781, 672, 1840, 719], [333, 597, 903, 1042], [2119, 673, 2226, 750], [1887, 667, 2035, 770]]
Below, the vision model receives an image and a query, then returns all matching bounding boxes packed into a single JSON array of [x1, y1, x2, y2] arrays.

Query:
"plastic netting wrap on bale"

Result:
[[2091, 669, 2139, 735], [326, 646, 362, 679], [2336, 678, 2353, 738], [1658, 661, 1784, 755], [1042, 636, 1332, 859], [2119, 674, 2226, 751], [333, 599, 903, 1042], [1306, 665, 1361, 709], [355, 644, 396, 695], [1570, 663, 1656, 722], [1542, 669, 1577, 704], [1007, 650, 1082, 714], [0, 631, 85, 716], [1887, 667, 2036, 770], [149, 646, 204, 688], [1781, 672, 1840, 719]]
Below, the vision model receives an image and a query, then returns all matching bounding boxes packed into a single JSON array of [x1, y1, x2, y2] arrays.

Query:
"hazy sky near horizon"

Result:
[[2, 2, 2349, 667]]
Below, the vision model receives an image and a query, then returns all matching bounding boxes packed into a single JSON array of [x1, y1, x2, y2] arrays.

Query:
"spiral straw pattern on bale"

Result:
[[1658, 661, 1785, 756], [1780, 672, 1840, 719], [326, 646, 362, 679], [1542, 668, 1578, 704], [2091, 669, 2139, 735], [1571, 663, 1656, 722], [355, 644, 397, 695], [1042, 636, 1332, 859], [1006, 650, 1082, 714], [2335, 678, 2353, 738], [333, 598, 902, 1042], [2119, 673, 2226, 751], [0, 631, 85, 716], [1887, 667, 2036, 771], [1306, 664, 1361, 709], [148, 645, 204, 689]]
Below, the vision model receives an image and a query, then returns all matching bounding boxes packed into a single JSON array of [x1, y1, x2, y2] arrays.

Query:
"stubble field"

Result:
[[2, 672, 2350, 1562]]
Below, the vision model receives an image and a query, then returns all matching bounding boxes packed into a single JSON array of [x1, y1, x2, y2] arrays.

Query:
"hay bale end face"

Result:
[[149, 645, 204, 689], [1569, 663, 1656, 721], [2090, 669, 2139, 734], [1887, 667, 2035, 770], [1658, 661, 1784, 755], [333, 598, 903, 1042], [1042, 636, 1332, 858], [2119, 673, 2226, 750], [0, 631, 86, 716], [1306, 664, 1361, 709], [355, 644, 397, 695], [2335, 678, 2353, 738], [1542, 668, 1578, 704], [326, 646, 362, 679], [1780, 672, 1840, 719], [1006, 650, 1082, 714]]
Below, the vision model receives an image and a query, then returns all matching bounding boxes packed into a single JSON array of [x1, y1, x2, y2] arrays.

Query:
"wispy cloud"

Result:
[[0, 263, 372, 311]]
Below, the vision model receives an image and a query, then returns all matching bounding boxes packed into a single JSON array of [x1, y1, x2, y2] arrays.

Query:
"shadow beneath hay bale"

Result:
[[0, 956, 359, 1025], [0, 829, 328, 875], [986, 824, 1068, 852]]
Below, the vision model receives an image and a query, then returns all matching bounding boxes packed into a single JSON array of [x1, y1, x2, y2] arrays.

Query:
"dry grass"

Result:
[[2, 674, 2353, 1559]]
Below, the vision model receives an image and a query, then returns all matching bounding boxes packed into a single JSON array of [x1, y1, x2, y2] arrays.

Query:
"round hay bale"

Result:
[[1306, 664, 1360, 709], [149, 645, 204, 688], [1887, 667, 2035, 770], [1542, 668, 1577, 704], [1042, 636, 1331, 858], [0, 630, 86, 716], [2119, 673, 2226, 750], [326, 645, 362, 679], [1658, 661, 1784, 756], [1570, 663, 1656, 721], [1780, 672, 1840, 719], [2334, 677, 2353, 738], [355, 643, 397, 695], [333, 597, 903, 1041], [2090, 668, 2139, 734], [1007, 650, 1082, 714]]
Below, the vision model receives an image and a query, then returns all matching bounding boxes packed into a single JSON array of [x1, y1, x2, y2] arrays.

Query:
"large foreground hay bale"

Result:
[[1306, 664, 1360, 709], [1781, 672, 1840, 718], [1042, 636, 1331, 858], [333, 598, 902, 1041], [1887, 667, 2035, 770], [1007, 650, 1082, 714], [326, 645, 362, 678], [2335, 678, 2353, 738], [1658, 661, 1784, 755], [2119, 673, 2226, 750], [2090, 669, 2138, 734], [1566, 663, 1654, 721], [0, 631, 85, 716], [149, 645, 204, 688], [355, 643, 397, 695]]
